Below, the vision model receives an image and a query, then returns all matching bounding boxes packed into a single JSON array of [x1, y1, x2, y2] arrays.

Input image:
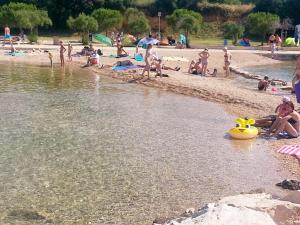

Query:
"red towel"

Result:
[[277, 145, 300, 159]]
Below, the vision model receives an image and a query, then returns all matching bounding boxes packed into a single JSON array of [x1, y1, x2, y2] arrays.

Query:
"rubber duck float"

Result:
[[229, 118, 258, 140]]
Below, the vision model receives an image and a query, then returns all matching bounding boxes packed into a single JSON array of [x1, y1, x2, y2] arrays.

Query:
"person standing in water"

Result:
[[48, 52, 53, 67], [223, 47, 231, 77], [268, 34, 276, 58], [67, 43, 73, 62], [199, 48, 210, 76], [141, 44, 153, 78], [59, 41, 66, 67], [292, 56, 300, 93], [3, 24, 11, 45]]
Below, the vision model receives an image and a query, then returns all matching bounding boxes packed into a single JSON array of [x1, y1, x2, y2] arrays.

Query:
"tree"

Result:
[[123, 8, 150, 36], [92, 8, 123, 36], [0, 2, 52, 35], [67, 13, 98, 45], [245, 12, 280, 45], [223, 21, 244, 45], [166, 9, 202, 48]]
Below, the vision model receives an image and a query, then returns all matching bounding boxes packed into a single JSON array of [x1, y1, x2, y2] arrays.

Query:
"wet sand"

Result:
[[0, 46, 300, 176]]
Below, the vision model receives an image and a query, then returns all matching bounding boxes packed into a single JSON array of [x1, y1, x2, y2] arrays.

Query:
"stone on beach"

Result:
[[153, 193, 300, 225]]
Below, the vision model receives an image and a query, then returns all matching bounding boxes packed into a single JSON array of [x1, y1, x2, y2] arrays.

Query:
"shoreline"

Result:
[[1, 47, 300, 177]]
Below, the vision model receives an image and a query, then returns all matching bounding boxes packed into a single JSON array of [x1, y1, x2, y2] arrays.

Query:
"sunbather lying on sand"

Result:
[[150, 59, 180, 77]]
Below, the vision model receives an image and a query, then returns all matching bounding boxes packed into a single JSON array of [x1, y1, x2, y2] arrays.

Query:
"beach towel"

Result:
[[6, 51, 25, 57], [277, 144, 300, 160], [162, 56, 189, 62], [112, 65, 141, 71]]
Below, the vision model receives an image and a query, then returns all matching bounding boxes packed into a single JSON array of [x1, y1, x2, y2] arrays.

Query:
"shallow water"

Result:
[[0, 63, 289, 225], [243, 61, 295, 81]]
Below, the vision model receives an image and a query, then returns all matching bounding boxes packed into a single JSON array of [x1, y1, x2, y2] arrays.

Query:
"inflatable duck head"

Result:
[[229, 117, 258, 140]]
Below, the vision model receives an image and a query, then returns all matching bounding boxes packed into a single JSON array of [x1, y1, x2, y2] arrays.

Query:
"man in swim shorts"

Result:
[[258, 76, 270, 91], [3, 24, 11, 45]]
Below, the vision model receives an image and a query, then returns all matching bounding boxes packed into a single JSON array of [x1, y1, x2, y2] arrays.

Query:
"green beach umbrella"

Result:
[[94, 34, 113, 46]]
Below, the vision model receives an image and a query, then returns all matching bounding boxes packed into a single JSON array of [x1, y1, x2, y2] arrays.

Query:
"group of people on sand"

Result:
[[256, 96, 300, 139], [188, 47, 231, 77], [140, 44, 180, 78]]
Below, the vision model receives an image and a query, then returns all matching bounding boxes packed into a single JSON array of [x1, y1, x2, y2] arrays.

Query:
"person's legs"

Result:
[[274, 121, 298, 137], [188, 61, 195, 73], [202, 63, 208, 75], [266, 117, 281, 135]]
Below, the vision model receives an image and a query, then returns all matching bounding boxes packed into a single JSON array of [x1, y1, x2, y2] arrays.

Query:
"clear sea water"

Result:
[[0, 63, 290, 225]]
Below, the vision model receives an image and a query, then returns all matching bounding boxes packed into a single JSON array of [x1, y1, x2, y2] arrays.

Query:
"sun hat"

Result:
[[282, 96, 291, 103]]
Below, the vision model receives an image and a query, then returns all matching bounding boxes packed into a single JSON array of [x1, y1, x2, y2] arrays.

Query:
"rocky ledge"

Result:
[[153, 192, 300, 225]]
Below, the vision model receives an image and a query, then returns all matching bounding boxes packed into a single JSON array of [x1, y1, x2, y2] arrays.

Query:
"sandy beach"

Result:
[[1, 45, 300, 176]]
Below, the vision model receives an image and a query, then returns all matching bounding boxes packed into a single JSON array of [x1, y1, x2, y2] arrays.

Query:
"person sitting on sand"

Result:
[[199, 48, 210, 76], [256, 96, 292, 128], [266, 100, 300, 138], [258, 76, 270, 91], [151, 59, 180, 77], [82, 51, 100, 68], [116, 40, 128, 58], [188, 59, 202, 75]]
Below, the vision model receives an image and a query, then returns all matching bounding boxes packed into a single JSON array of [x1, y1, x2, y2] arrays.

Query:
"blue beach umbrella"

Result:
[[137, 37, 159, 47]]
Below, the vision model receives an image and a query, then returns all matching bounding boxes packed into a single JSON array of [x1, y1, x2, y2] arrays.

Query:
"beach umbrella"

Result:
[[94, 34, 113, 46], [137, 37, 159, 47], [277, 144, 300, 161]]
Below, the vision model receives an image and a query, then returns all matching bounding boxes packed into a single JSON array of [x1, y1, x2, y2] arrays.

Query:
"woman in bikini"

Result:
[[141, 44, 153, 78], [267, 101, 300, 138], [199, 48, 210, 76], [223, 47, 231, 77]]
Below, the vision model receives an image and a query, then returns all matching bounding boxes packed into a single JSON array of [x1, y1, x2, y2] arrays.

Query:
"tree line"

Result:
[[0, 2, 283, 47], [0, 0, 299, 28]]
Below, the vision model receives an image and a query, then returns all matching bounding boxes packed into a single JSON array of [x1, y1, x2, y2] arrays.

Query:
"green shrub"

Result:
[[223, 21, 244, 45], [198, 22, 223, 38], [28, 34, 38, 43], [82, 34, 89, 45]]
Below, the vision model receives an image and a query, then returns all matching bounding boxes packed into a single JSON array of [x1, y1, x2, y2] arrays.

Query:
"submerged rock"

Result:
[[7, 209, 46, 221], [153, 193, 300, 225]]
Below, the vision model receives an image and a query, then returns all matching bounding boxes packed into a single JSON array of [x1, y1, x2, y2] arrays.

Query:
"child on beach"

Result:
[[141, 44, 153, 78], [48, 52, 53, 67], [199, 48, 210, 76], [223, 47, 231, 77], [258, 76, 270, 91], [59, 41, 66, 67], [67, 43, 73, 61]]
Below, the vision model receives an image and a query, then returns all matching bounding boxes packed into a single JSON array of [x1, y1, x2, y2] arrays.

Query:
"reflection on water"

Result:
[[243, 62, 295, 81], [0, 63, 289, 225]]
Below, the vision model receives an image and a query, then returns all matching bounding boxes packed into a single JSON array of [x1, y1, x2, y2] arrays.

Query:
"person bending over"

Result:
[[258, 76, 270, 91]]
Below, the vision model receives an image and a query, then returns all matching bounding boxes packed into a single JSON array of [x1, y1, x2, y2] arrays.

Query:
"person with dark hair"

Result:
[[267, 100, 300, 138], [258, 76, 270, 91]]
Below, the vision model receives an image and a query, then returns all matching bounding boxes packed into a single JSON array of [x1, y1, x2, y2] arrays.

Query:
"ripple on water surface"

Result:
[[0, 63, 289, 225]]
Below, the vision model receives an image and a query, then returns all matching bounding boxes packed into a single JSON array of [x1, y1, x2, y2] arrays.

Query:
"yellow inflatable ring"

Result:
[[229, 118, 258, 140]]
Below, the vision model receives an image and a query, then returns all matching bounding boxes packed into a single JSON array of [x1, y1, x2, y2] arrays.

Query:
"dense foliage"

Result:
[[166, 9, 202, 47], [67, 13, 98, 44], [245, 12, 280, 44], [0, 0, 300, 30], [0, 2, 52, 33], [123, 8, 150, 36], [223, 21, 244, 45]]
